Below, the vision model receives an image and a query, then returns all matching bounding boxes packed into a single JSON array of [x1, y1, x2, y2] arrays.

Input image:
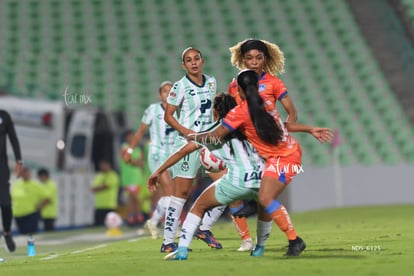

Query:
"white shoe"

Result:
[[145, 220, 159, 239], [237, 238, 253, 252]]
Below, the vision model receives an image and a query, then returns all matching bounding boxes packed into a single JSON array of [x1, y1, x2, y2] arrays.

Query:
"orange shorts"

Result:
[[263, 147, 302, 185]]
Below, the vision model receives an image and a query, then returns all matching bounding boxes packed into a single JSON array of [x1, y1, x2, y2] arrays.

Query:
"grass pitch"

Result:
[[1, 204, 413, 276]]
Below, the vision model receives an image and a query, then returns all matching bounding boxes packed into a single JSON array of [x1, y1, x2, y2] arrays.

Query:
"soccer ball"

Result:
[[105, 212, 123, 229], [200, 146, 226, 172]]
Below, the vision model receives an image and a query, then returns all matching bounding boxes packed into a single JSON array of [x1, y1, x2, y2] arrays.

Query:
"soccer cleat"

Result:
[[145, 220, 159, 239], [285, 237, 306, 256], [250, 245, 265, 257], [3, 233, 16, 253], [237, 238, 253, 252], [163, 246, 188, 261], [194, 229, 222, 249], [160, 242, 178, 253]]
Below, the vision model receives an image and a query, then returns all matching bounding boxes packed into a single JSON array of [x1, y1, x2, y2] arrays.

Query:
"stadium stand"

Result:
[[0, 0, 413, 166]]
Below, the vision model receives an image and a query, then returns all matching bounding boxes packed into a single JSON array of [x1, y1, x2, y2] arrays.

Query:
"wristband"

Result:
[[126, 148, 133, 154]]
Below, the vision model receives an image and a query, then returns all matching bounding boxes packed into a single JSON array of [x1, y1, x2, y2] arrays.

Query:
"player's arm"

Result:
[[147, 141, 199, 192], [122, 123, 149, 163], [164, 103, 194, 137], [284, 122, 333, 144], [279, 94, 298, 123], [186, 125, 231, 145]]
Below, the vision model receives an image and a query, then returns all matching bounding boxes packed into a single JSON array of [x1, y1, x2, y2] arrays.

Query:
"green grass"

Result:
[[1, 205, 413, 276]]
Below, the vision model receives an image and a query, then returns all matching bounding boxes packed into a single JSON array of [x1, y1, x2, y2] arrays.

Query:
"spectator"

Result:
[[91, 160, 120, 226], [37, 168, 58, 231], [11, 167, 50, 235], [120, 130, 145, 226]]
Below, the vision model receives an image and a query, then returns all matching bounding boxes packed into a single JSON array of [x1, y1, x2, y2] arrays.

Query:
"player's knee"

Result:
[[257, 194, 273, 208]]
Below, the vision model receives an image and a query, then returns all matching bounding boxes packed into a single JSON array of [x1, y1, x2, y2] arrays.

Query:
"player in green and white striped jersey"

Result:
[[147, 94, 273, 260], [122, 81, 176, 239], [161, 47, 225, 252]]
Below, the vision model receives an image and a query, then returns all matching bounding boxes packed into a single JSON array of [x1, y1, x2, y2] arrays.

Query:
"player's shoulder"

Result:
[[228, 78, 237, 91], [203, 73, 216, 82]]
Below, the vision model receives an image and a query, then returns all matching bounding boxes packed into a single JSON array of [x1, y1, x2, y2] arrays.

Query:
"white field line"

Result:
[[71, 244, 108, 254], [41, 243, 109, 260]]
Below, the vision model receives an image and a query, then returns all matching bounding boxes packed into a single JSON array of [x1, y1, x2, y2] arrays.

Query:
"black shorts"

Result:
[[15, 212, 41, 234]]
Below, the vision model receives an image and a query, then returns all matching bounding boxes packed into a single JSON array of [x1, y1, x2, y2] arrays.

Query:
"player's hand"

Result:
[[147, 173, 159, 192], [15, 162, 23, 177], [121, 149, 132, 164], [310, 128, 333, 144]]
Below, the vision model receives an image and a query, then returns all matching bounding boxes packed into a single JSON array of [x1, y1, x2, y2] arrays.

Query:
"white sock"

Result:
[[178, 212, 202, 248], [150, 196, 170, 226], [256, 219, 273, 247], [199, 205, 226, 231], [163, 196, 186, 245]]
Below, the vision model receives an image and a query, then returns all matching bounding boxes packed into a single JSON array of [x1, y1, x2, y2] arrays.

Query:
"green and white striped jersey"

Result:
[[141, 102, 176, 155], [167, 74, 217, 133], [209, 138, 264, 189]]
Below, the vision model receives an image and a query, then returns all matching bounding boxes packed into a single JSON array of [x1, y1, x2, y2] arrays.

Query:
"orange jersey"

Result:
[[228, 72, 288, 112], [222, 101, 299, 159]]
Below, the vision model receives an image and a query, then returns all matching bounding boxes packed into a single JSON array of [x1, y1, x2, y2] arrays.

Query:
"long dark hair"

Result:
[[237, 70, 282, 145]]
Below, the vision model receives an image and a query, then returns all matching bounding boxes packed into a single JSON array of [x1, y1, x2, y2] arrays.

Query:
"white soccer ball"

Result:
[[200, 147, 226, 172], [105, 212, 123, 229]]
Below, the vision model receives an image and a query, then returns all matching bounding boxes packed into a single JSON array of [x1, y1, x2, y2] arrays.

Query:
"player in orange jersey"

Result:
[[188, 70, 332, 256], [227, 39, 299, 251], [228, 39, 297, 123]]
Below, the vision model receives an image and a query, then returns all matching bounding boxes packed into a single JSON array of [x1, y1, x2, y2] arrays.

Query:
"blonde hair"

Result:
[[229, 39, 285, 75]]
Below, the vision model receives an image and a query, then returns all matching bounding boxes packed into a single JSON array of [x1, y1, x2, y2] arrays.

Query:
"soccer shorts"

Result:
[[214, 179, 259, 206], [263, 146, 302, 185], [170, 140, 202, 179]]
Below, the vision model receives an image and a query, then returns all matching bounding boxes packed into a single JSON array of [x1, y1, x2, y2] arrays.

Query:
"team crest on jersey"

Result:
[[208, 82, 215, 91], [259, 84, 266, 92], [181, 161, 189, 172], [169, 91, 176, 98]]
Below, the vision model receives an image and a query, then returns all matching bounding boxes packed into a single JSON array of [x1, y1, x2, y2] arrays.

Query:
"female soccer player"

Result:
[[123, 81, 175, 238], [160, 47, 225, 252], [187, 70, 333, 257], [148, 93, 274, 261], [228, 39, 297, 123], [226, 39, 300, 246]]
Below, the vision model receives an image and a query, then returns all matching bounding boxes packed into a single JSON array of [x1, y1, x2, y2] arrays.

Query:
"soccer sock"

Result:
[[199, 205, 226, 231], [150, 196, 170, 226], [256, 219, 273, 247], [1, 204, 12, 233], [265, 200, 297, 240], [231, 216, 251, 241], [178, 212, 202, 248], [163, 196, 186, 245]]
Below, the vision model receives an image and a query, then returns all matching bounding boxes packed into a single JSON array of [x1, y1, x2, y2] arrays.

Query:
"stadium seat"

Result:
[[1, 0, 413, 166]]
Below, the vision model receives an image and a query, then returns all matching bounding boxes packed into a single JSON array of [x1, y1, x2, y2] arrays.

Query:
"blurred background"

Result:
[[0, 0, 413, 228]]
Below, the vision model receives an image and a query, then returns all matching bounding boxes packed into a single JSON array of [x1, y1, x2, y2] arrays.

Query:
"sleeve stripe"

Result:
[[278, 91, 288, 101], [222, 121, 235, 132]]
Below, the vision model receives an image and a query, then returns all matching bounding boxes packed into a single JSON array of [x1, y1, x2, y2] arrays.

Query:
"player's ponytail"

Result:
[[237, 70, 282, 145]]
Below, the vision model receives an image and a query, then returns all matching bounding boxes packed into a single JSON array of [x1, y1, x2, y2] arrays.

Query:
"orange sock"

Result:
[[270, 205, 297, 240], [231, 216, 251, 240]]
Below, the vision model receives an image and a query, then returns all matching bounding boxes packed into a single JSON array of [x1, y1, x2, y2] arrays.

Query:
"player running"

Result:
[[123, 81, 176, 238]]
